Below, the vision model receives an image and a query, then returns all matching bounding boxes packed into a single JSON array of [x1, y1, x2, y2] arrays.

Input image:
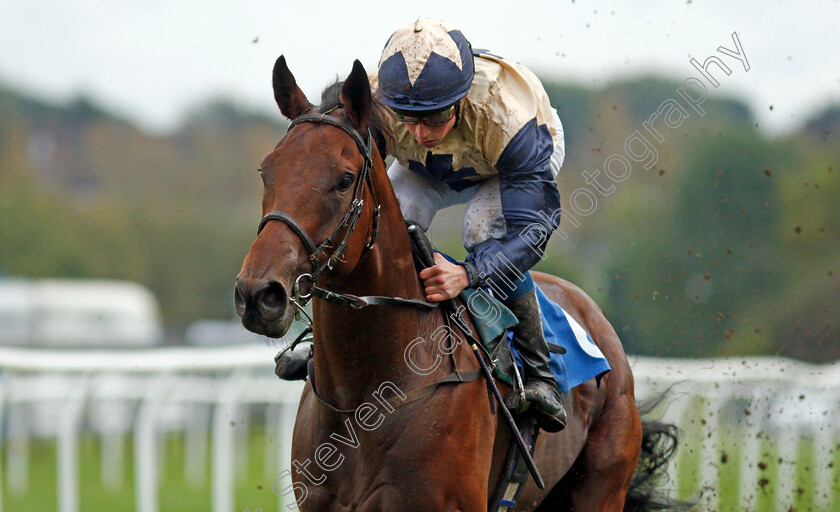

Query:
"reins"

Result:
[[259, 111, 544, 483]]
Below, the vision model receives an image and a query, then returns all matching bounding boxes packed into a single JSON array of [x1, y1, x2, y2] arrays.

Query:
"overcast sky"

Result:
[[1, 0, 838, 135]]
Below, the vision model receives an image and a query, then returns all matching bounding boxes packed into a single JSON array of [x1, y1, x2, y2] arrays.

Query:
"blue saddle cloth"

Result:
[[460, 286, 611, 393]]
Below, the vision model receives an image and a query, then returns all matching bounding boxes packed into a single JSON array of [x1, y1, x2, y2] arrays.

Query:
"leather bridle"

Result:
[[257, 112, 382, 310], [259, 114, 499, 423]]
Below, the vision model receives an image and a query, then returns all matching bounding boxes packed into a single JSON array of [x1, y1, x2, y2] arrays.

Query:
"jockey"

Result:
[[275, 18, 567, 433], [371, 18, 567, 433]]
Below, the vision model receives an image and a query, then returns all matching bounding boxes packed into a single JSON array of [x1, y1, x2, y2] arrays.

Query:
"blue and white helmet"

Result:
[[377, 18, 474, 112]]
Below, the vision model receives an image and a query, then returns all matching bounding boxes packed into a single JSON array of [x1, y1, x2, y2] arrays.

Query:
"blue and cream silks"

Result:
[[372, 45, 565, 298], [377, 19, 474, 111]]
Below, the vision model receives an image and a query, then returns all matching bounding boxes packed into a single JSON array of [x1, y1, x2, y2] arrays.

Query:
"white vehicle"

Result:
[[0, 278, 163, 348]]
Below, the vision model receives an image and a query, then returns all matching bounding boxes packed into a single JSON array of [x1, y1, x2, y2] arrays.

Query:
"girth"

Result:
[[307, 356, 482, 415]]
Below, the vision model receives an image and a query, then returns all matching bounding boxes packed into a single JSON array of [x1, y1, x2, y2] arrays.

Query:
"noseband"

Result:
[[257, 113, 381, 297]]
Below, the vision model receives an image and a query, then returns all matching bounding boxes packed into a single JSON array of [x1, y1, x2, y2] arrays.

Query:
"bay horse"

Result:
[[236, 56, 680, 512]]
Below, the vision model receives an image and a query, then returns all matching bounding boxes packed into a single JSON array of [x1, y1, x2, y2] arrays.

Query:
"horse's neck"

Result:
[[311, 170, 448, 407]]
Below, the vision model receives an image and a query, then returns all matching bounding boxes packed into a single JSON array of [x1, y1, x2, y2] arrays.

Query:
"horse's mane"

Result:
[[319, 80, 393, 143]]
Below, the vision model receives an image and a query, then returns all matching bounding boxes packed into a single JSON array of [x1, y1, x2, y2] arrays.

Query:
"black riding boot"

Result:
[[274, 344, 311, 381], [505, 289, 567, 432]]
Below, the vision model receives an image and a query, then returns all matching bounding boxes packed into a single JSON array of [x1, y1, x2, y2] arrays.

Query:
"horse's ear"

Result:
[[272, 55, 312, 119], [340, 60, 372, 131]]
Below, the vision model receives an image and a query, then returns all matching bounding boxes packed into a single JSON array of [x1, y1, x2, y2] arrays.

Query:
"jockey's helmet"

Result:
[[377, 18, 474, 113]]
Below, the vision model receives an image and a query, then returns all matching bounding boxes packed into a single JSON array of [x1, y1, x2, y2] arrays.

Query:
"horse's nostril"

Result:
[[234, 280, 248, 318], [258, 281, 288, 318]]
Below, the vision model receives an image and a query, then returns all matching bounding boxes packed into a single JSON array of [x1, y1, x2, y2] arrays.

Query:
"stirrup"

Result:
[[275, 344, 311, 381], [524, 380, 567, 433]]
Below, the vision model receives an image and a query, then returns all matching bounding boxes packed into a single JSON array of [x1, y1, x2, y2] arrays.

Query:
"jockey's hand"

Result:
[[419, 252, 470, 302]]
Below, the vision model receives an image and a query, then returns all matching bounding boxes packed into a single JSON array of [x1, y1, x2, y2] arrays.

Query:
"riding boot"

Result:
[[274, 344, 312, 381], [505, 289, 567, 433]]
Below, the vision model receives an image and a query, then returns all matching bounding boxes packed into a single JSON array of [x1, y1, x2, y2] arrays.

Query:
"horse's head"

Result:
[[235, 56, 379, 338]]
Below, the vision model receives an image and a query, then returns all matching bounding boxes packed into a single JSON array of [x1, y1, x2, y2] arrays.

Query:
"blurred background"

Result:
[[0, 1, 838, 511]]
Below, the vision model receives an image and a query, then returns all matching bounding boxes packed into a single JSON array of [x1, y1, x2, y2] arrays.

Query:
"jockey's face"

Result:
[[404, 113, 457, 149]]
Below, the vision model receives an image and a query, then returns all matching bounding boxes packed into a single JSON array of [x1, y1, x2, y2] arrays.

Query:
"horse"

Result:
[[235, 56, 681, 512]]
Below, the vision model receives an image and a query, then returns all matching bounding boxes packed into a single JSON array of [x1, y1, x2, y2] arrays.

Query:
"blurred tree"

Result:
[[768, 105, 840, 361], [606, 126, 785, 357], [0, 81, 835, 360]]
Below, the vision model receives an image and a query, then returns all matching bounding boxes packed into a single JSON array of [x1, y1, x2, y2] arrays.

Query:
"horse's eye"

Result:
[[336, 173, 355, 192]]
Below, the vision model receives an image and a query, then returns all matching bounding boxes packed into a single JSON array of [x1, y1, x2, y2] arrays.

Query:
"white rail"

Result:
[[0, 346, 838, 512], [0, 344, 304, 512], [631, 356, 840, 511]]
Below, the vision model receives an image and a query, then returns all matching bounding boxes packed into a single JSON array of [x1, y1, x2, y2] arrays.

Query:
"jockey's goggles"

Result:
[[391, 103, 458, 127]]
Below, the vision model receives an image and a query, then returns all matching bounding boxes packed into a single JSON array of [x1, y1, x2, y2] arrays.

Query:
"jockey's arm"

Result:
[[463, 118, 562, 295], [370, 120, 561, 302]]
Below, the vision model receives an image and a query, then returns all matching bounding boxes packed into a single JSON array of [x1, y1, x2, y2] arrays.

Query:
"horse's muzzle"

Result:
[[234, 278, 291, 336]]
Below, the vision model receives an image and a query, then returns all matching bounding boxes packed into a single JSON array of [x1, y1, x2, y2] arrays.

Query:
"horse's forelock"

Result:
[[319, 79, 343, 113], [318, 79, 392, 142]]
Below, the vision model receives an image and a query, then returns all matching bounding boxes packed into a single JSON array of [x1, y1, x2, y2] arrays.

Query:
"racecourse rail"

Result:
[[0, 345, 838, 512]]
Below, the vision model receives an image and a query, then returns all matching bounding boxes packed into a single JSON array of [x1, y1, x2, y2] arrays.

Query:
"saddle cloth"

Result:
[[459, 285, 611, 392]]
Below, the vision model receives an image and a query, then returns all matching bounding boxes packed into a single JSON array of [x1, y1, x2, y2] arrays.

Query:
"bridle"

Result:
[[258, 113, 500, 428], [256, 111, 547, 486], [258, 110, 439, 356], [257, 112, 436, 324], [258, 112, 380, 289]]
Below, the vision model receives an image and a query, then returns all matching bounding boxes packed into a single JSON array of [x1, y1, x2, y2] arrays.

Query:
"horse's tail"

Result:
[[623, 399, 696, 512]]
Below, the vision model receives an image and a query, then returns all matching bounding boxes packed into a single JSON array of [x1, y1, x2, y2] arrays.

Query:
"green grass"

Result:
[[671, 399, 840, 512], [1, 430, 293, 512], [2, 426, 838, 511]]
